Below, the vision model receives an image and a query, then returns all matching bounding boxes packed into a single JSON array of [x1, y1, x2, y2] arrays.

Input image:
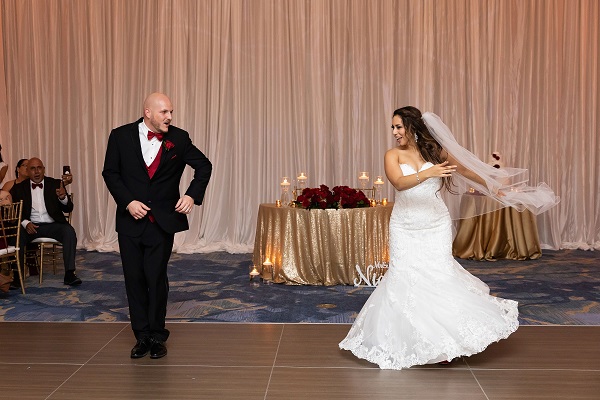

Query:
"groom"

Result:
[[102, 92, 212, 359]]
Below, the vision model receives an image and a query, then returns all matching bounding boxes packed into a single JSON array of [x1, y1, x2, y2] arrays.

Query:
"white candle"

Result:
[[263, 257, 274, 280]]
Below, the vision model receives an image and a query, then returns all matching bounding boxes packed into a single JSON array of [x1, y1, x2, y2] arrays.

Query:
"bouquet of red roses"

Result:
[[295, 185, 369, 209], [332, 185, 370, 208]]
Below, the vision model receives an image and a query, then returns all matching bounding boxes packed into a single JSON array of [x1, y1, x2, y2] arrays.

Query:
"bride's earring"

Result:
[[414, 133, 419, 143]]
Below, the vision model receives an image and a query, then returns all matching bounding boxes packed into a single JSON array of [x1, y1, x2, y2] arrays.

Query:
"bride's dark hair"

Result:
[[393, 106, 453, 193]]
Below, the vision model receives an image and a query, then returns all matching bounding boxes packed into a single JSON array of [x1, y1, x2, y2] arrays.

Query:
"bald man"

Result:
[[10, 157, 80, 286], [0, 189, 11, 205], [102, 93, 212, 359]]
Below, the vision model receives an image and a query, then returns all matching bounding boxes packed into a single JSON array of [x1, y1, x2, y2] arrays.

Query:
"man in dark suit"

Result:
[[102, 92, 212, 359], [10, 157, 81, 286]]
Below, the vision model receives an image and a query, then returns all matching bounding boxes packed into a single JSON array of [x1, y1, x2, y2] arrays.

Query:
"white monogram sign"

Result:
[[353, 262, 389, 287]]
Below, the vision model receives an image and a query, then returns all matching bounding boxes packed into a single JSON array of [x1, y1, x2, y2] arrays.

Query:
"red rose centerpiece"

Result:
[[295, 185, 370, 209]]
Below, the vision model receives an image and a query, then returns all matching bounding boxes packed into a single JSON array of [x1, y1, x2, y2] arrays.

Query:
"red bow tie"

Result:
[[147, 131, 164, 141], [32, 183, 43, 189]]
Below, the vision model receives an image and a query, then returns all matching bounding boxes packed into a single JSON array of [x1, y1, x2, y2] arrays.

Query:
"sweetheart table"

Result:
[[252, 203, 393, 285]]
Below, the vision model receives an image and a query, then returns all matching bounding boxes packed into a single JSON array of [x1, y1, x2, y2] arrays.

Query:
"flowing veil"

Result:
[[422, 112, 559, 220]]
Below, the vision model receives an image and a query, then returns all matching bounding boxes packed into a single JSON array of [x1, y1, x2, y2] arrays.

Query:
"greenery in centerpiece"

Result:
[[295, 185, 370, 209]]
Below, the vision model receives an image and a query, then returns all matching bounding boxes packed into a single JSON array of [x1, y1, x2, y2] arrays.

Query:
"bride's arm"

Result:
[[386, 149, 458, 191], [385, 149, 437, 191], [443, 150, 487, 187]]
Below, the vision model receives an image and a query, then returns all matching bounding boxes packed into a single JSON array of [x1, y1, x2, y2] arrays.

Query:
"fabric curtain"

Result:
[[0, 0, 598, 252]]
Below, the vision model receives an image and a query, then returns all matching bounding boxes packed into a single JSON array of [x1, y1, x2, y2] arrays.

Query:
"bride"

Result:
[[339, 106, 558, 369]]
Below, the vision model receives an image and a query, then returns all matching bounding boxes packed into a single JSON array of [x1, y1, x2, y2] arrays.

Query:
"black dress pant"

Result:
[[20, 222, 77, 273], [118, 221, 174, 342]]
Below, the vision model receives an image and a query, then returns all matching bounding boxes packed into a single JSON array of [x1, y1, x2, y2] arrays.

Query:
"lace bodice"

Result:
[[391, 163, 450, 229]]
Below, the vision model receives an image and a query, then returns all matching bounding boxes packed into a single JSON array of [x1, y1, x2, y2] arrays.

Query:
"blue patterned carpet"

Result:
[[1, 249, 598, 325]]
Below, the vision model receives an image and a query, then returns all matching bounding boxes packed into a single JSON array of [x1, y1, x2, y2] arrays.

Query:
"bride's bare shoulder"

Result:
[[385, 147, 402, 158], [386, 147, 416, 164]]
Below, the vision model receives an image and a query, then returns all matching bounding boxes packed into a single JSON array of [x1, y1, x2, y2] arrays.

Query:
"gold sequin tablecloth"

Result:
[[452, 195, 541, 261], [252, 203, 393, 285]]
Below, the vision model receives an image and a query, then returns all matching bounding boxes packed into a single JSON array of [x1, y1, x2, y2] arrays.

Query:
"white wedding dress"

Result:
[[339, 162, 519, 369]]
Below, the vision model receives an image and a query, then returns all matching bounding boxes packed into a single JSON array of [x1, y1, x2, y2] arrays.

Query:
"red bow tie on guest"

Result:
[[32, 183, 43, 189], [147, 131, 164, 141]]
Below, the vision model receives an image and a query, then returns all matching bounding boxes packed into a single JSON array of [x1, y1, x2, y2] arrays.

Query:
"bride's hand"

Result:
[[427, 161, 456, 178]]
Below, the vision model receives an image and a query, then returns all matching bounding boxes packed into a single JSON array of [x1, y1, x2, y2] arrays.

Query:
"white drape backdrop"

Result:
[[0, 0, 598, 252]]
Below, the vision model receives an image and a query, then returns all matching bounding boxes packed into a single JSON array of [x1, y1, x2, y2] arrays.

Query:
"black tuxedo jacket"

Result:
[[102, 118, 212, 237], [10, 177, 73, 224]]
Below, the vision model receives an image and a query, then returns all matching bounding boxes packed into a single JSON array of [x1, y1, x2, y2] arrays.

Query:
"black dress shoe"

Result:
[[131, 337, 152, 359], [150, 339, 167, 359], [64, 271, 82, 286]]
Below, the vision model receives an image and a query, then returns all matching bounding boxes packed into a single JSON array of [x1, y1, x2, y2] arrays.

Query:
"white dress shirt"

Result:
[[22, 179, 69, 228], [139, 121, 162, 167]]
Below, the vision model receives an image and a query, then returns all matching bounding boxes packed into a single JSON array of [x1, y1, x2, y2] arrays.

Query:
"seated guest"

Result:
[[2, 159, 29, 192], [0, 190, 11, 205], [9, 157, 82, 286]]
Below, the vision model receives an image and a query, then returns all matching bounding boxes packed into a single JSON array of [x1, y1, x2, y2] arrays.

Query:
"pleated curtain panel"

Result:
[[0, 0, 598, 252]]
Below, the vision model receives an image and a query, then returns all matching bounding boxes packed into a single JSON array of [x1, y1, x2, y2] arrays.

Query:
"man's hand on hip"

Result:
[[175, 195, 194, 214]]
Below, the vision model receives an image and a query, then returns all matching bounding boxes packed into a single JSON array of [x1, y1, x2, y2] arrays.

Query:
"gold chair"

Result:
[[0, 201, 25, 294], [30, 195, 73, 284]]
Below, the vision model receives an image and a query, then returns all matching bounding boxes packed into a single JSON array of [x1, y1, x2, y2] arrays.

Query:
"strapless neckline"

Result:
[[400, 162, 433, 173]]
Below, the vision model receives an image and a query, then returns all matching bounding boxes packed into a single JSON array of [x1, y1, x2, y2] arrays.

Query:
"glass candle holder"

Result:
[[280, 177, 291, 206], [262, 258, 274, 283], [249, 265, 260, 281], [374, 176, 384, 202], [358, 171, 370, 190], [297, 172, 307, 190]]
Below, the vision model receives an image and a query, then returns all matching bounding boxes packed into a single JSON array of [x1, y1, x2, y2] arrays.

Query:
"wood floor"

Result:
[[0, 323, 598, 399]]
